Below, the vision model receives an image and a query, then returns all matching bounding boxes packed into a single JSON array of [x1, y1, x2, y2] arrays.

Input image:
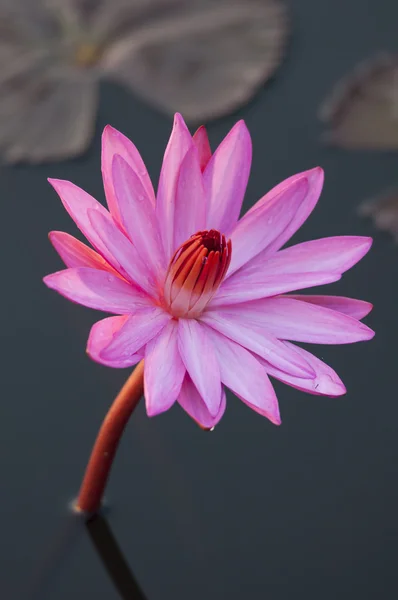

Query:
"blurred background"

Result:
[[1, 0, 397, 599]]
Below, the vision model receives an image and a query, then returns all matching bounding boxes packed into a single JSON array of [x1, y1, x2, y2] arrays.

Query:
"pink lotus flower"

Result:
[[44, 114, 374, 428]]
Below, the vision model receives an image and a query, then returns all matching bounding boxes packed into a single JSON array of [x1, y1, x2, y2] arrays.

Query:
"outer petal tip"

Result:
[[334, 381, 347, 396], [86, 321, 110, 364], [269, 402, 282, 425], [194, 125, 206, 135], [172, 113, 192, 137], [47, 177, 67, 186], [360, 236, 373, 252], [312, 166, 324, 175], [102, 124, 124, 143], [363, 301, 374, 316], [47, 178, 76, 198], [363, 326, 375, 340], [177, 375, 226, 429], [262, 400, 281, 426], [322, 376, 347, 397], [102, 124, 114, 135], [145, 403, 165, 418], [102, 125, 115, 146], [48, 230, 66, 246], [43, 271, 73, 295], [42, 273, 56, 289], [86, 315, 143, 368], [173, 112, 189, 129], [313, 375, 347, 397], [232, 119, 251, 140], [47, 177, 61, 187], [353, 236, 373, 263], [102, 124, 111, 137], [307, 166, 324, 188], [308, 166, 324, 179], [315, 366, 347, 397]]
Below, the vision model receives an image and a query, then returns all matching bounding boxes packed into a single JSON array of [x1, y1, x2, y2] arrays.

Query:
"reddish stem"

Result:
[[75, 361, 144, 515]]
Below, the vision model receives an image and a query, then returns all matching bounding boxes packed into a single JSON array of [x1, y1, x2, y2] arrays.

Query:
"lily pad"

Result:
[[319, 53, 398, 150], [0, 0, 288, 163]]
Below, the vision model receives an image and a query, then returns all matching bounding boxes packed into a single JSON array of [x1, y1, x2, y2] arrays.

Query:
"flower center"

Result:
[[163, 230, 232, 318]]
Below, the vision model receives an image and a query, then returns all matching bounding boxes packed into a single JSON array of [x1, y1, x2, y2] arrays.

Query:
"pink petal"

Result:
[[178, 375, 226, 429], [87, 208, 156, 296], [254, 236, 372, 276], [144, 321, 185, 417], [221, 297, 375, 344], [174, 145, 206, 250], [156, 114, 193, 260], [100, 307, 171, 363], [204, 121, 252, 234], [247, 167, 324, 258], [43, 267, 149, 313], [101, 125, 155, 226], [48, 179, 120, 271], [112, 154, 165, 276], [205, 326, 280, 424], [201, 310, 315, 379], [287, 295, 373, 319], [259, 342, 346, 397], [214, 235, 371, 306], [177, 319, 222, 416], [211, 271, 341, 306], [87, 316, 144, 368], [193, 126, 212, 171], [49, 231, 115, 272], [227, 176, 309, 277]]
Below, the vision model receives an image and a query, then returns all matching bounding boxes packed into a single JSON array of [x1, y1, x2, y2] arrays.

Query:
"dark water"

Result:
[[2, 0, 398, 598]]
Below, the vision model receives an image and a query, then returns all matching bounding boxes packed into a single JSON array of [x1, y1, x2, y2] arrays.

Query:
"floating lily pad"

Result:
[[319, 53, 398, 149], [0, 0, 288, 163]]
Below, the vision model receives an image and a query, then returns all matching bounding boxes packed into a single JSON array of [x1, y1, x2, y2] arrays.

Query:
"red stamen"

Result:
[[163, 229, 232, 318]]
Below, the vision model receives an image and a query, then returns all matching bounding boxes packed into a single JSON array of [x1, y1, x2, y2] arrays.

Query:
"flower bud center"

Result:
[[163, 229, 232, 318]]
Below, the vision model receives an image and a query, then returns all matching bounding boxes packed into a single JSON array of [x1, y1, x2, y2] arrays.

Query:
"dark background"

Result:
[[2, 0, 397, 598]]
